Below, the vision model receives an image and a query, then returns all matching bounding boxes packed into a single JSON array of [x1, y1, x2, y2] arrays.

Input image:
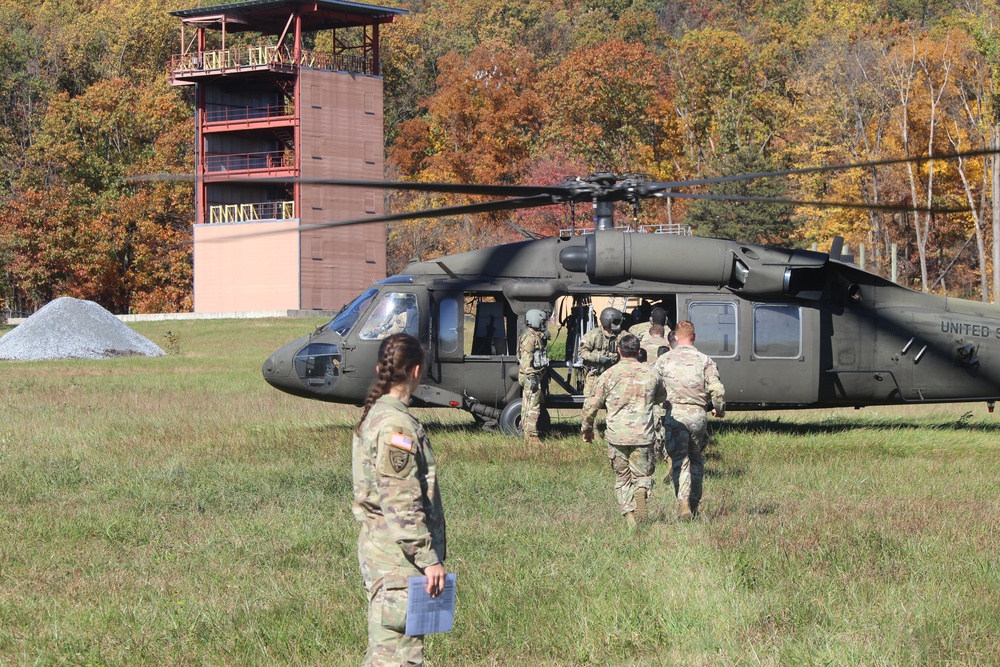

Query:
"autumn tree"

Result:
[[538, 39, 669, 172], [938, 28, 995, 301], [789, 25, 897, 268], [876, 28, 973, 292], [385, 39, 541, 271], [667, 23, 800, 171], [393, 39, 541, 184], [967, 2, 1000, 301], [379, 0, 584, 144], [0, 185, 102, 308], [1, 77, 192, 313]]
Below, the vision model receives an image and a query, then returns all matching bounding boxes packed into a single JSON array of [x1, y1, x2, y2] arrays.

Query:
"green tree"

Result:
[[686, 147, 797, 244]]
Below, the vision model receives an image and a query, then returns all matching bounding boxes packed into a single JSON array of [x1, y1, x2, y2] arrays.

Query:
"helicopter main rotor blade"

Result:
[[200, 194, 558, 242], [261, 177, 570, 199], [131, 147, 1000, 209], [644, 147, 1000, 192], [129, 173, 574, 199], [660, 191, 969, 214]]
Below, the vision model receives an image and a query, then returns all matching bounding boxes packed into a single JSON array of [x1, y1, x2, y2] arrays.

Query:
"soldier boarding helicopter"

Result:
[[259, 152, 1000, 434]]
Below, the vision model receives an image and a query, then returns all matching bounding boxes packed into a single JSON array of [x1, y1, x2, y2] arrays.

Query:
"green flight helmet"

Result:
[[525, 309, 547, 330]]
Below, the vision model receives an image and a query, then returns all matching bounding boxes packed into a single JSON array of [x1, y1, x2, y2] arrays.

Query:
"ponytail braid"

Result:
[[355, 333, 425, 434]]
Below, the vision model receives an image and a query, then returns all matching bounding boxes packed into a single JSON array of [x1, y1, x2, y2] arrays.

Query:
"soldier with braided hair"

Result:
[[352, 333, 447, 666]]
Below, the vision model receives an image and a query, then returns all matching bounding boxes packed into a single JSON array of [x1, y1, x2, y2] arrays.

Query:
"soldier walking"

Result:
[[653, 321, 725, 520], [581, 334, 664, 527], [352, 334, 447, 665], [640, 322, 671, 363], [518, 309, 550, 446], [640, 321, 672, 463], [630, 306, 671, 343], [578, 307, 623, 399]]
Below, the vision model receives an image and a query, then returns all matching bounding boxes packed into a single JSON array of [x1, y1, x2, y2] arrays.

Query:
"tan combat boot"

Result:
[[624, 512, 637, 528], [678, 498, 693, 521], [633, 488, 648, 524]]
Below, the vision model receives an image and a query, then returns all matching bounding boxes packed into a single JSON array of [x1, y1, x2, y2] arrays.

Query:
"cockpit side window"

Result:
[[438, 296, 460, 354], [468, 294, 516, 356], [359, 292, 419, 341], [325, 288, 378, 335]]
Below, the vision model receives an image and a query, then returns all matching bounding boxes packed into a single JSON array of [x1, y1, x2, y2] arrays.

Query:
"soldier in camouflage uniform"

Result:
[[640, 322, 672, 462], [581, 334, 664, 526], [578, 307, 622, 399], [629, 306, 671, 343], [518, 309, 550, 446], [640, 323, 671, 364], [352, 334, 447, 666], [653, 321, 725, 520]]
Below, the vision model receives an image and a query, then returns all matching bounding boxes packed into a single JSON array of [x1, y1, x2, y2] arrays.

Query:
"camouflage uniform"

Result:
[[353, 395, 446, 666], [639, 333, 671, 459], [629, 320, 672, 344], [578, 327, 619, 398], [385, 311, 409, 337], [653, 345, 725, 508], [517, 327, 549, 442], [582, 358, 664, 516], [640, 334, 671, 365]]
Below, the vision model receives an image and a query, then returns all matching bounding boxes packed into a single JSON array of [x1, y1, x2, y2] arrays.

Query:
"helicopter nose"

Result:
[[262, 349, 292, 386], [262, 334, 344, 399], [261, 335, 308, 395]]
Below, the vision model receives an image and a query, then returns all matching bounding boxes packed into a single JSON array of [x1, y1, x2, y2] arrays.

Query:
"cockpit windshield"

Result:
[[324, 288, 378, 335], [359, 292, 419, 340]]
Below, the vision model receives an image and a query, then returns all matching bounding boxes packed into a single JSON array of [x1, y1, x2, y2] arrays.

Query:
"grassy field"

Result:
[[0, 317, 998, 666]]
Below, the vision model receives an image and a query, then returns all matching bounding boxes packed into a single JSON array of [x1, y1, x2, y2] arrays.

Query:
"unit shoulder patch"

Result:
[[389, 447, 411, 473]]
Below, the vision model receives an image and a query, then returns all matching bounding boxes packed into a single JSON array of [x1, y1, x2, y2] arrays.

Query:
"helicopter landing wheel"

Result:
[[498, 399, 551, 437]]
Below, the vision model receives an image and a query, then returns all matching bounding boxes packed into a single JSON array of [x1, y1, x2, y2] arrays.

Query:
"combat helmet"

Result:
[[599, 307, 623, 333], [525, 309, 547, 330]]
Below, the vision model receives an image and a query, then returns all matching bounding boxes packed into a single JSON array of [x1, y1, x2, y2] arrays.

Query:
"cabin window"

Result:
[[359, 292, 419, 341], [324, 288, 378, 335], [688, 301, 738, 358], [437, 295, 461, 354], [753, 304, 802, 359]]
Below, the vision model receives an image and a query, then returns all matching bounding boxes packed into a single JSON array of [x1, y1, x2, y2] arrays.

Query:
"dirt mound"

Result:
[[0, 297, 165, 360]]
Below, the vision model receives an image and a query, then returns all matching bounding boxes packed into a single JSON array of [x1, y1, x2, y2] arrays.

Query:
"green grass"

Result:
[[0, 318, 998, 665]]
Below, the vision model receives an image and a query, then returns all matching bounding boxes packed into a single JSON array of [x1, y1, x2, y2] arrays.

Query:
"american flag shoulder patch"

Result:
[[389, 432, 414, 452]]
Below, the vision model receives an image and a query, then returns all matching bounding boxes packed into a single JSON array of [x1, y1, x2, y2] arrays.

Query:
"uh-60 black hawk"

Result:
[[260, 149, 1000, 434]]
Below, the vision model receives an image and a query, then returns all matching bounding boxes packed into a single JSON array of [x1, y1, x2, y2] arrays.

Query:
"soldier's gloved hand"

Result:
[[598, 354, 612, 364], [529, 376, 539, 391]]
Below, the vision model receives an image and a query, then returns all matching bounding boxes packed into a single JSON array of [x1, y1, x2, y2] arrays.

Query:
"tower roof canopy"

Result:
[[170, 0, 407, 34]]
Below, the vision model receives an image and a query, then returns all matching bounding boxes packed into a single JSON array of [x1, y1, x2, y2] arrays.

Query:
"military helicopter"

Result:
[[260, 152, 1000, 433]]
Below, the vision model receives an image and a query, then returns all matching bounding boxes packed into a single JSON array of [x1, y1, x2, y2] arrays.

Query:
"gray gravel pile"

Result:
[[0, 297, 165, 360]]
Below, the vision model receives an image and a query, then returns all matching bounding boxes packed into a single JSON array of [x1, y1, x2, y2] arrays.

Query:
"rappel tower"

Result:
[[170, 0, 405, 313]]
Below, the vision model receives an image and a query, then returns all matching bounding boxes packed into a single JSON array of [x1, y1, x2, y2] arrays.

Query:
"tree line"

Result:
[[1, 0, 998, 314]]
